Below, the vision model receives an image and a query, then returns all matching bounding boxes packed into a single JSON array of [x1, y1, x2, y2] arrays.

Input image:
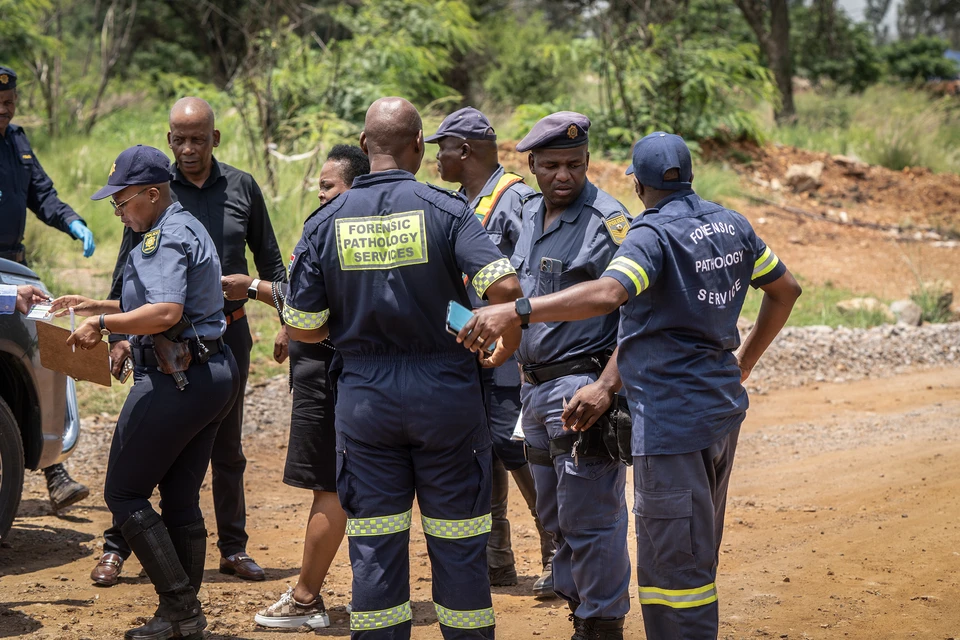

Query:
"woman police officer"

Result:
[[52, 145, 239, 640]]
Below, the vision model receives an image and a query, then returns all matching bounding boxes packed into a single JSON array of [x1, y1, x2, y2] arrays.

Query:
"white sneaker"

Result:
[[255, 586, 330, 629]]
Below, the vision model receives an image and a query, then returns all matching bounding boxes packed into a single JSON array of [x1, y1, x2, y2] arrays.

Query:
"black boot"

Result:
[[121, 508, 206, 640], [573, 616, 625, 640], [167, 519, 207, 595], [511, 464, 557, 599], [488, 459, 518, 586], [44, 463, 89, 512]]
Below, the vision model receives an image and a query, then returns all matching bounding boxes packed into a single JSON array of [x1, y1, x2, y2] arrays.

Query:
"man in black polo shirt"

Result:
[[90, 97, 287, 587]]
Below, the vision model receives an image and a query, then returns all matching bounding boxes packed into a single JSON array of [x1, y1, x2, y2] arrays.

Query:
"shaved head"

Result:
[[170, 96, 215, 129], [362, 97, 422, 157]]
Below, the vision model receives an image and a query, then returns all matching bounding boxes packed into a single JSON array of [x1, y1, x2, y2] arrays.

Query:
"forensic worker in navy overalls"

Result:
[[460, 132, 802, 640], [0, 65, 96, 513], [51, 145, 240, 640], [283, 97, 524, 640], [498, 112, 633, 638], [427, 106, 556, 598]]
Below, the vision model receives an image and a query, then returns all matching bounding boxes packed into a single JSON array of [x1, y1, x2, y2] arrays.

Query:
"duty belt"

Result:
[[132, 338, 224, 368], [520, 352, 607, 386], [0, 247, 26, 264]]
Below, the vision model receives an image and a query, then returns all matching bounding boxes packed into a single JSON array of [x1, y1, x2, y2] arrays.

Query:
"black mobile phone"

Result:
[[446, 301, 495, 353]]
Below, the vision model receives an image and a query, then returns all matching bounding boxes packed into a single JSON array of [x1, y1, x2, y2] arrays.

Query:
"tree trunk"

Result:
[[769, 0, 795, 122]]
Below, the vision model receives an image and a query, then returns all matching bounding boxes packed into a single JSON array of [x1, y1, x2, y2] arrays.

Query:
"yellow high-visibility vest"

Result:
[[473, 172, 524, 227]]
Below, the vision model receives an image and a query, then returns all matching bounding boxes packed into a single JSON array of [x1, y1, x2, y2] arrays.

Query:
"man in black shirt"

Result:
[[90, 97, 287, 587]]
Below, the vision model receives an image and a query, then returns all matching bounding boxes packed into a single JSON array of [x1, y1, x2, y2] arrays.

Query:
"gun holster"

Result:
[[153, 316, 192, 376], [597, 394, 633, 466]]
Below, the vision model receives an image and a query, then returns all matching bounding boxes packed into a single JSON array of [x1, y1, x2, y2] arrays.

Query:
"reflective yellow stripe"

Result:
[[435, 603, 495, 629], [350, 601, 412, 630], [471, 258, 515, 299], [474, 173, 523, 225], [638, 583, 718, 609], [752, 246, 780, 280], [346, 510, 413, 537], [606, 256, 649, 295], [421, 513, 492, 539], [282, 305, 330, 330]]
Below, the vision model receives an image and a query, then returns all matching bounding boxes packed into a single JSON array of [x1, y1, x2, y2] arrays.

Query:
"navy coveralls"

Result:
[[512, 180, 632, 620], [0, 123, 83, 262], [104, 202, 239, 532], [601, 190, 787, 638], [285, 170, 516, 639]]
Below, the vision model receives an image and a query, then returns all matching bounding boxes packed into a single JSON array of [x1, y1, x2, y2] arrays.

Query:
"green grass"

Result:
[[771, 84, 960, 173], [740, 276, 892, 329]]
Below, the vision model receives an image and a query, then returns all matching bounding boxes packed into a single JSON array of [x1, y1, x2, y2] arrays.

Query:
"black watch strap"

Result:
[[515, 297, 532, 330]]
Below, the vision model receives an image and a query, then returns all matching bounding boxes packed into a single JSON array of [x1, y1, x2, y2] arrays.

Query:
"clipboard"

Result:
[[35, 321, 112, 387]]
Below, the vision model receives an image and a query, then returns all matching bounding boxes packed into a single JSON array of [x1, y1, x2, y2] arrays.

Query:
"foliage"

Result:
[[740, 277, 893, 329], [910, 283, 956, 323], [897, 0, 960, 49], [0, 0, 54, 64], [792, 5, 884, 92], [882, 36, 959, 81]]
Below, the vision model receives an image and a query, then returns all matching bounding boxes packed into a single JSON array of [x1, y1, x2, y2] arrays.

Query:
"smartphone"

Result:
[[446, 301, 495, 353]]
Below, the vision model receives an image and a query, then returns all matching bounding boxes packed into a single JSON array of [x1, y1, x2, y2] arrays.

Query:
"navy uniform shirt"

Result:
[[512, 179, 630, 365], [601, 190, 787, 456], [108, 158, 287, 314], [121, 202, 226, 347], [465, 165, 534, 387], [284, 169, 513, 358], [0, 123, 83, 251]]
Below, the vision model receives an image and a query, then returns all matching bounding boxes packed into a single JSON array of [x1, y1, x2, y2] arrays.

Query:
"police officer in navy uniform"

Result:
[[486, 111, 633, 639], [284, 97, 524, 640], [460, 132, 802, 640], [427, 106, 556, 596], [0, 65, 95, 513], [93, 97, 284, 587], [51, 145, 240, 639]]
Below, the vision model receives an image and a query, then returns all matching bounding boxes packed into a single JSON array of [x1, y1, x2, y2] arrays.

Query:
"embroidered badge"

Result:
[[567, 124, 578, 139], [141, 229, 161, 256], [109, 162, 117, 177], [0, 75, 8, 85], [603, 213, 629, 246]]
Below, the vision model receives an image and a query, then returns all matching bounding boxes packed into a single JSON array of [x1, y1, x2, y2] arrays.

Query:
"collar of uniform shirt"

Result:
[[350, 169, 417, 188], [170, 156, 224, 190], [649, 188, 696, 212]]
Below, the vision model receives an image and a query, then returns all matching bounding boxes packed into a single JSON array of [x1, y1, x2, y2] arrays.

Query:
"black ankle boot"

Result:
[[576, 616, 624, 640], [121, 508, 206, 640], [44, 463, 89, 512], [168, 519, 207, 595]]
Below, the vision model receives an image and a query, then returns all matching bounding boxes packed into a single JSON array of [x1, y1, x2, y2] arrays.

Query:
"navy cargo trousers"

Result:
[[336, 354, 495, 640]]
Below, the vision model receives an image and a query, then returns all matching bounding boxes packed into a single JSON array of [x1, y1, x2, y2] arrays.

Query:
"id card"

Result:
[[26, 303, 54, 321]]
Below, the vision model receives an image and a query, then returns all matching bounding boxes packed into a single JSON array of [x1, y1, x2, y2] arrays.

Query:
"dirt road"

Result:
[[2, 367, 959, 639]]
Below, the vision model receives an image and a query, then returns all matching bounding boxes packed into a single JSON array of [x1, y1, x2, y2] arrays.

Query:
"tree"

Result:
[[864, 0, 893, 43], [734, 0, 795, 121], [897, 0, 960, 49]]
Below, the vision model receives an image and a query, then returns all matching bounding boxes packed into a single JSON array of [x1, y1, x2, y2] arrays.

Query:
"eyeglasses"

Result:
[[110, 187, 149, 212]]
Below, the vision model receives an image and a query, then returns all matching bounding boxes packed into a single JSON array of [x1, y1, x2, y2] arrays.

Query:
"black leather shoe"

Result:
[[44, 463, 89, 512], [533, 561, 556, 599], [572, 616, 625, 640], [488, 564, 518, 587], [123, 612, 207, 640]]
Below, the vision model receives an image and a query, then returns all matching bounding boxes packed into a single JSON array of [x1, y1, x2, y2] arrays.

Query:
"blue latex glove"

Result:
[[69, 220, 96, 257]]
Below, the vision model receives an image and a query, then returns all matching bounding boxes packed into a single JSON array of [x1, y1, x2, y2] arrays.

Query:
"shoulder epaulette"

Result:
[[417, 182, 469, 216]]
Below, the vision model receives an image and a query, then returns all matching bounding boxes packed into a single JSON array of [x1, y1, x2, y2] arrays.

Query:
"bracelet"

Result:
[[271, 281, 285, 323]]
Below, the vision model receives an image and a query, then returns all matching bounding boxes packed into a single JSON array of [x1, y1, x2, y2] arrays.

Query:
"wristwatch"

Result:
[[99, 314, 110, 336], [247, 278, 261, 300], [515, 297, 532, 330]]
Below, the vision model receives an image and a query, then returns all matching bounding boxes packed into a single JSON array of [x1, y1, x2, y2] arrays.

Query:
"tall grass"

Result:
[[772, 84, 960, 173]]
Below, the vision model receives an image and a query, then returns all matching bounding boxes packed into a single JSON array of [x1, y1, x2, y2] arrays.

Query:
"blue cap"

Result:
[[625, 131, 692, 191], [425, 107, 496, 143], [0, 66, 16, 91], [91, 145, 171, 200], [516, 111, 589, 152]]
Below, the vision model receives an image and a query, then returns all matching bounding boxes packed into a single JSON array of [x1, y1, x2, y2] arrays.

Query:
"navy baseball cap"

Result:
[[425, 106, 497, 142], [0, 66, 16, 91], [625, 131, 692, 191], [91, 145, 171, 200], [516, 111, 589, 152]]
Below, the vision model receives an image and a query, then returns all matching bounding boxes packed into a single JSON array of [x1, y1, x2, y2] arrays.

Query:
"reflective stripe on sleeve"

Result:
[[605, 256, 650, 296], [281, 305, 330, 330], [421, 513, 492, 539], [637, 583, 718, 609], [346, 510, 413, 537], [435, 603, 496, 629], [350, 601, 413, 630], [472, 258, 515, 299], [752, 247, 780, 281]]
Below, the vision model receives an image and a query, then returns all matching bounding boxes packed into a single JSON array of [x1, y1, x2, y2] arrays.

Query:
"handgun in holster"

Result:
[[153, 315, 192, 391], [544, 395, 632, 467]]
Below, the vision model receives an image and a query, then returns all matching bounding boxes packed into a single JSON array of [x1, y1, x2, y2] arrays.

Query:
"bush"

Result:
[[792, 6, 884, 92], [883, 36, 959, 82]]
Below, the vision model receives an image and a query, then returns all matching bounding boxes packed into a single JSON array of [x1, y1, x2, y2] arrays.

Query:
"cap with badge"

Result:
[[626, 131, 693, 191], [0, 66, 16, 91], [91, 145, 171, 200], [425, 106, 497, 142], [516, 111, 590, 152]]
